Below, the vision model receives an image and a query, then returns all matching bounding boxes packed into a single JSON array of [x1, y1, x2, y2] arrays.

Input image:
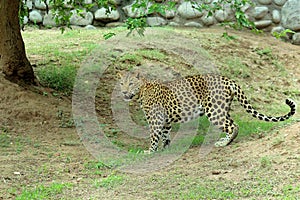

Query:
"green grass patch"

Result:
[[84, 160, 112, 170], [93, 174, 124, 188], [260, 156, 272, 169], [36, 65, 77, 95], [137, 49, 167, 60], [0, 131, 11, 148], [16, 183, 73, 200], [151, 176, 300, 199], [223, 57, 251, 78], [117, 48, 168, 71]]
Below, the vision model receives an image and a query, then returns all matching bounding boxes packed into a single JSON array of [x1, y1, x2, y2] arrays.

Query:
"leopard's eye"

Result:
[[129, 82, 133, 86]]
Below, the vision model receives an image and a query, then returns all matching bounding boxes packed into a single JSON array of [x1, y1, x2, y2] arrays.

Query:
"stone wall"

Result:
[[24, 0, 300, 44]]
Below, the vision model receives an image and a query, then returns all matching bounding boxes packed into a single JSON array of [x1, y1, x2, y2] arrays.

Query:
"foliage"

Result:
[[126, 17, 147, 36], [126, 0, 176, 36], [272, 29, 295, 40], [103, 32, 116, 40], [192, 0, 260, 39], [19, 1, 28, 29]]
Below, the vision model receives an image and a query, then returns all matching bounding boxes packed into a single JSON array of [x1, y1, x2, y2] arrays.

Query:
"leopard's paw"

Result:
[[144, 150, 152, 154], [214, 138, 229, 147]]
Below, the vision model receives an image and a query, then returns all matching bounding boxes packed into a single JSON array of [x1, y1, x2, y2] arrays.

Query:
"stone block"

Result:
[[281, 0, 300, 31], [272, 10, 281, 23], [273, 0, 287, 6], [146, 17, 167, 26], [292, 33, 300, 45], [253, 6, 269, 19], [258, 0, 272, 5], [94, 8, 120, 21], [178, 2, 203, 19], [29, 10, 43, 23], [254, 20, 272, 29], [184, 21, 203, 27], [70, 10, 94, 26]]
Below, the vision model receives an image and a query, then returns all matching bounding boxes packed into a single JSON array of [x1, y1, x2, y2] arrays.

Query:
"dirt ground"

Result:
[[0, 27, 299, 199]]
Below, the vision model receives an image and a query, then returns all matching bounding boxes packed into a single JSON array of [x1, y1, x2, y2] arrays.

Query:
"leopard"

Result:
[[118, 72, 296, 153]]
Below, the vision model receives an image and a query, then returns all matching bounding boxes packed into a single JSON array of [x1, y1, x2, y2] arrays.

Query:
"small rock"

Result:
[[94, 8, 120, 21], [110, 0, 122, 5], [34, 0, 50, 10], [184, 21, 203, 27], [258, 0, 272, 4], [146, 17, 167, 26], [105, 22, 124, 27], [178, 2, 203, 19], [23, 16, 29, 25], [253, 6, 269, 19], [122, 2, 150, 18], [160, 10, 175, 19], [292, 33, 300, 45], [84, 0, 93, 4], [254, 20, 272, 29], [63, 0, 73, 8], [273, 0, 287, 6], [85, 25, 96, 30], [271, 26, 290, 40], [215, 10, 228, 22], [169, 22, 180, 26], [70, 10, 93, 26], [43, 10, 58, 27], [271, 26, 285, 35], [201, 15, 215, 26], [272, 10, 281, 23], [26, 0, 33, 10], [29, 10, 43, 23]]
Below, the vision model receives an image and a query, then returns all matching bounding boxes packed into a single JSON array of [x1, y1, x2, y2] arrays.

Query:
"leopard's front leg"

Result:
[[144, 109, 165, 154]]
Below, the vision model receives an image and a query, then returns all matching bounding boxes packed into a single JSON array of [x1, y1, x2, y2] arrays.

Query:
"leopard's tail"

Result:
[[232, 82, 296, 122]]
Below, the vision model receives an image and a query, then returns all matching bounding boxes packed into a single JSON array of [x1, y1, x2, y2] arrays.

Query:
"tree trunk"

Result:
[[0, 0, 35, 84]]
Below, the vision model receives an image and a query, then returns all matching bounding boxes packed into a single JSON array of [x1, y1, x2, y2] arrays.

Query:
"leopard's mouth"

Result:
[[123, 94, 134, 102]]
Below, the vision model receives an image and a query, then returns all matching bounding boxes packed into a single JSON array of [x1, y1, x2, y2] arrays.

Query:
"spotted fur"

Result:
[[119, 72, 296, 153]]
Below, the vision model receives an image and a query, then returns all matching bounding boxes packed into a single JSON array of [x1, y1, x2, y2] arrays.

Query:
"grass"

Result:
[[15, 183, 73, 200], [11, 27, 299, 200], [147, 175, 300, 199], [37, 65, 77, 95], [0, 129, 39, 154], [260, 156, 272, 169], [223, 57, 251, 78], [25, 26, 296, 159], [93, 174, 124, 188], [0, 131, 11, 148]]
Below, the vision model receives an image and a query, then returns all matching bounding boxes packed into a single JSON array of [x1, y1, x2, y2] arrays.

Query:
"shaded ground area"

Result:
[[0, 27, 299, 199]]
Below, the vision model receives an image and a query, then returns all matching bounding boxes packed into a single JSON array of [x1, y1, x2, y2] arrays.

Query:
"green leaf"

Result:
[[103, 32, 116, 40]]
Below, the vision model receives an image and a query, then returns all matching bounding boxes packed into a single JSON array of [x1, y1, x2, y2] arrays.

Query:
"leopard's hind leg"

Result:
[[205, 89, 239, 147], [214, 115, 239, 147]]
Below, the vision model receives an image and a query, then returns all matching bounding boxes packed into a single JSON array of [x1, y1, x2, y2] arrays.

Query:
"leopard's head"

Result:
[[118, 71, 142, 102]]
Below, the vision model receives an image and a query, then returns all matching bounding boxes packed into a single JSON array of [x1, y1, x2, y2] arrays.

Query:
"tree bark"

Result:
[[0, 0, 35, 84]]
